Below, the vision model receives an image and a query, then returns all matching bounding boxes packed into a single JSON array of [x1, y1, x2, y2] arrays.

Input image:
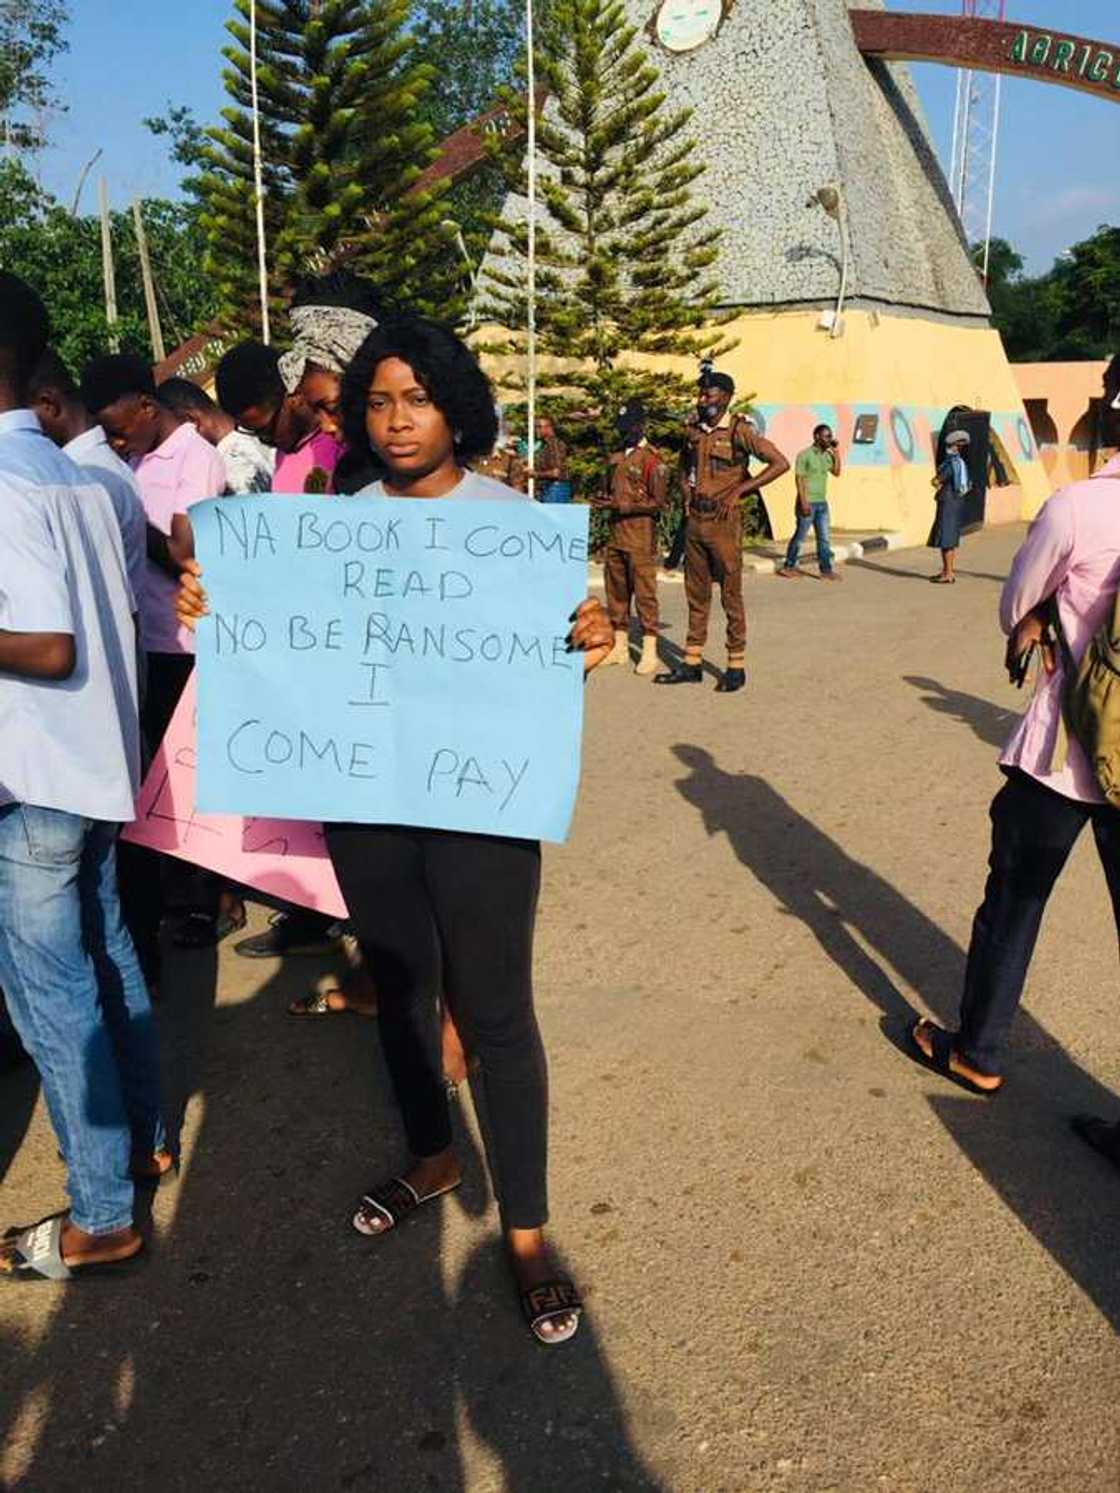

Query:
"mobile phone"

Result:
[[1011, 641, 1037, 689]]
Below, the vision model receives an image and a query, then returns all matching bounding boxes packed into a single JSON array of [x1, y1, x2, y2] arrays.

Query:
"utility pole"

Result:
[[98, 177, 120, 352], [249, 0, 271, 343], [132, 198, 166, 364]]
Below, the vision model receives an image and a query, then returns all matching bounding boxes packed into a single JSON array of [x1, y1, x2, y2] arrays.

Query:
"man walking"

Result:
[[655, 371, 788, 693], [597, 401, 669, 676], [777, 423, 841, 581], [908, 441, 1120, 1113], [0, 273, 165, 1281]]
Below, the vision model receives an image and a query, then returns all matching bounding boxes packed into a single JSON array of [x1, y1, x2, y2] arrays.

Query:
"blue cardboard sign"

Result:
[[192, 494, 590, 843]]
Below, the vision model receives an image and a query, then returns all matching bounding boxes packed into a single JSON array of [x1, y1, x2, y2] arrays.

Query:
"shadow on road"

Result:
[[0, 892, 656, 1490], [903, 675, 1020, 751], [671, 744, 1120, 1332], [849, 558, 1008, 585]]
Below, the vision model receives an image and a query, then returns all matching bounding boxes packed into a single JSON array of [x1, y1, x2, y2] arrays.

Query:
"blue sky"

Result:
[[38, 0, 1120, 274]]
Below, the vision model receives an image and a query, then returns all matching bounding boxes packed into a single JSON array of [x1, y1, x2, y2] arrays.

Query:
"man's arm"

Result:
[[0, 630, 75, 680], [0, 493, 77, 681], [168, 513, 195, 567], [741, 434, 790, 495], [999, 492, 1074, 637], [829, 446, 842, 478], [147, 521, 180, 578], [794, 453, 810, 515]]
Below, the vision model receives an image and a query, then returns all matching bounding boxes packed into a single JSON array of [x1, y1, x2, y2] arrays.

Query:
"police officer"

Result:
[[596, 400, 669, 676], [656, 372, 789, 693]]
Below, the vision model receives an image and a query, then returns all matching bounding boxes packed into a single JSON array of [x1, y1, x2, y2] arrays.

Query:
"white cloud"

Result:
[[1013, 183, 1120, 232]]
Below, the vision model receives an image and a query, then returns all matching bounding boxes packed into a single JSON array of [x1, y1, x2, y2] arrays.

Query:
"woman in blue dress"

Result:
[[928, 429, 971, 584]]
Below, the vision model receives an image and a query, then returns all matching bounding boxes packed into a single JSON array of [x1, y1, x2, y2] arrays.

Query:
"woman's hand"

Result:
[[569, 597, 613, 673], [175, 560, 209, 633]]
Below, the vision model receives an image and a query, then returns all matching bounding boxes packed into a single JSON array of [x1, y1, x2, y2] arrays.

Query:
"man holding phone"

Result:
[[777, 423, 842, 580]]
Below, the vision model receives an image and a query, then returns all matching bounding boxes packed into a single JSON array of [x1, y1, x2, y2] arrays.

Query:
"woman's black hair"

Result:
[[341, 315, 499, 468]]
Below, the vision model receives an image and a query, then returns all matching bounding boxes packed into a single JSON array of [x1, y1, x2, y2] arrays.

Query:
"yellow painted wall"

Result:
[[644, 308, 1051, 547], [479, 307, 1053, 549]]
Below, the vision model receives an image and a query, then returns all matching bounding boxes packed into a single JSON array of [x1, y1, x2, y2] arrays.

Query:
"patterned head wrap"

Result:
[[278, 303, 379, 394]]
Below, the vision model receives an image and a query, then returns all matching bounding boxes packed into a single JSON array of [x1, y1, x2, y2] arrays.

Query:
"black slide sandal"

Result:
[[520, 1278, 583, 1346], [907, 1020, 1004, 1099]]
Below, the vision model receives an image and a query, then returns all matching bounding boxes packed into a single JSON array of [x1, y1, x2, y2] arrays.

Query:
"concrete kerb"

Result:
[[587, 532, 904, 586]]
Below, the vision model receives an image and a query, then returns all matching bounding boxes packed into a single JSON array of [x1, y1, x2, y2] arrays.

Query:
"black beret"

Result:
[[702, 371, 735, 395]]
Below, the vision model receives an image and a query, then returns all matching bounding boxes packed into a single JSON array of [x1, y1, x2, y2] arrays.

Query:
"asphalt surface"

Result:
[[2, 525, 1119, 1492]]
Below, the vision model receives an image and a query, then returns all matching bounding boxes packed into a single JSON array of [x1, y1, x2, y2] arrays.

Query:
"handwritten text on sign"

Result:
[[193, 494, 590, 842]]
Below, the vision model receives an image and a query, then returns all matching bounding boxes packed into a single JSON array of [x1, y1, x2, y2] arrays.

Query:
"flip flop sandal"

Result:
[[907, 1020, 1003, 1098], [1071, 1115, 1120, 1173], [351, 1176, 461, 1237], [288, 990, 347, 1018], [520, 1278, 583, 1346], [172, 908, 248, 950], [930, 575, 956, 585], [1, 1214, 144, 1283]]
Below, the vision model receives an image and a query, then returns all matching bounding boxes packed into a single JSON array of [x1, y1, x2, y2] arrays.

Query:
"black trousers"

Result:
[[118, 652, 214, 985], [325, 824, 547, 1228], [957, 768, 1120, 1072]]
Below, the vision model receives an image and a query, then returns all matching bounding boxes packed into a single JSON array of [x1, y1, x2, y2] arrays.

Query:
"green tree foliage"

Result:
[[0, 0, 69, 152], [0, 160, 217, 371], [410, 0, 523, 255], [483, 0, 731, 503], [980, 227, 1120, 363], [196, 0, 462, 333]]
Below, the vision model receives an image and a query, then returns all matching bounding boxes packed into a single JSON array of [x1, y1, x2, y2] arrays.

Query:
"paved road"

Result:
[[2, 526, 1118, 1492]]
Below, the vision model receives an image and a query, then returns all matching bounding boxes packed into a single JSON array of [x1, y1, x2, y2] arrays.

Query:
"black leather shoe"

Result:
[[654, 663, 703, 685], [715, 668, 747, 693]]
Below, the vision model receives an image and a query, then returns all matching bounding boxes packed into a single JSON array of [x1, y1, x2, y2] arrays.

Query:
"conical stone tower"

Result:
[[484, 0, 1049, 542]]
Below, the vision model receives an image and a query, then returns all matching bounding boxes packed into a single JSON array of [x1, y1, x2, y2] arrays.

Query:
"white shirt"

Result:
[[218, 428, 275, 494], [0, 410, 140, 821], [63, 423, 147, 635]]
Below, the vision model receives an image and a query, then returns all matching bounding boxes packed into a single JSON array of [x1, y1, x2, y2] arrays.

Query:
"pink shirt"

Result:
[[1000, 456, 1120, 803], [273, 431, 342, 494], [135, 421, 227, 655]]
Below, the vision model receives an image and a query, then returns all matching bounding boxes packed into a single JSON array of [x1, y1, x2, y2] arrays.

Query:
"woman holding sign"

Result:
[[176, 317, 612, 1346]]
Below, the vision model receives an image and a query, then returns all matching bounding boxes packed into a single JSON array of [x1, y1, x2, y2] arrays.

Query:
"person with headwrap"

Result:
[[276, 272, 385, 494], [656, 371, 789, 693], [595, 400, 669, 675]]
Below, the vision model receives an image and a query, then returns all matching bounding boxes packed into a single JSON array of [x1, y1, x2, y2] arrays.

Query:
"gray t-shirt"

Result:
[[357, 472, 530, 503]]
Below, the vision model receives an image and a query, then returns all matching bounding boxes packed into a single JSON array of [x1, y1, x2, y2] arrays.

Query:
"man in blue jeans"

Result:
[[0, 272, 165, 1282], [777, 423, 842, 581]]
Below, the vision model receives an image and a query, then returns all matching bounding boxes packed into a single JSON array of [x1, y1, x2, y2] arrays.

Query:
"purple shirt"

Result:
[[134, 421, 227, 655], [1000, 455, 1120, 803]]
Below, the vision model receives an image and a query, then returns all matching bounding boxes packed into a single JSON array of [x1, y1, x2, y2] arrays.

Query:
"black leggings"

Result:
[[325, 824, 547, 1229]]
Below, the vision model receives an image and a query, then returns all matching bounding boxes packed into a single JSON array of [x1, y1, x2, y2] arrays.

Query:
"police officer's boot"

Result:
[[715, 667, 747, 693], [603, 629, 630, 667], [635, 635, 659, 676], [655, 659, 703, 685]]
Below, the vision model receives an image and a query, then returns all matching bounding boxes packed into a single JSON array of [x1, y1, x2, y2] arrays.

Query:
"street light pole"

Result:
[[249, 0, 271, 344]]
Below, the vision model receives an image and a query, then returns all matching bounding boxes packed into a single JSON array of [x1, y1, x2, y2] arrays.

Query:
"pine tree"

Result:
[[198, 0, 462, 333], [483, 0, 732, 494]]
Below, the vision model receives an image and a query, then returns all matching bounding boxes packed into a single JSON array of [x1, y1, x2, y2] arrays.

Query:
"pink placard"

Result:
[[122, 675, 348, 918]]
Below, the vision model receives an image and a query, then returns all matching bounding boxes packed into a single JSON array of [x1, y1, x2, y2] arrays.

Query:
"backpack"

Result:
[[1052, 475, 1120, 803]]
